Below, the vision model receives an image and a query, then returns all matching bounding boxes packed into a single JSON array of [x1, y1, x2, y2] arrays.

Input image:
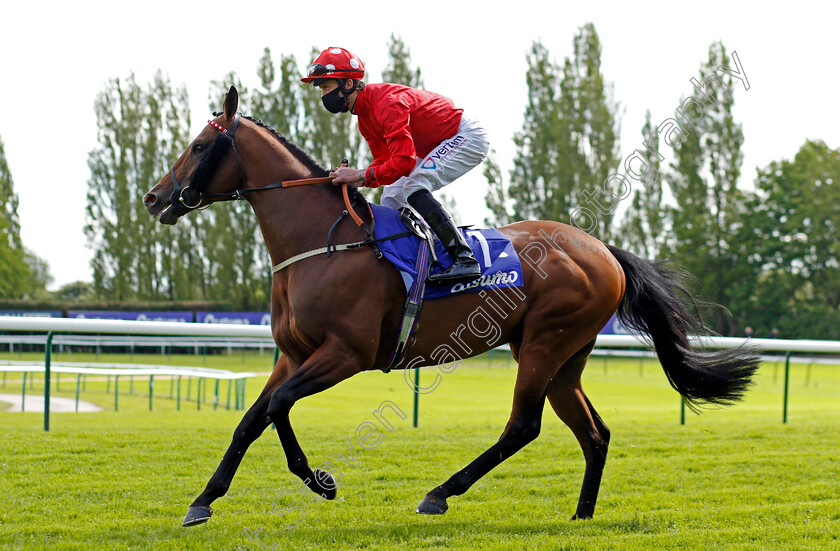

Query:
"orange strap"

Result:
[[280, 176, 333, 187], [342, 183, 370, 227], [281, 176, 371, 229]]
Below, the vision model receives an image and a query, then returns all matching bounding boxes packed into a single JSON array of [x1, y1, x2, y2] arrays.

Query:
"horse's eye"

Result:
[[194, 143, 206, 154]]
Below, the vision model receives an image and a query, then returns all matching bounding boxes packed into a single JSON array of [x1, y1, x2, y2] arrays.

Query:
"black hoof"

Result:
[[416, 494, 448, 515], [571, 512, 592, 521], [307, 469, 338, 500], [183, 505, 213, 527]]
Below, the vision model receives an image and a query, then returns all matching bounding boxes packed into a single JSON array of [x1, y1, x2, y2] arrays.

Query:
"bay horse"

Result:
[[143, 87, 758, 527]]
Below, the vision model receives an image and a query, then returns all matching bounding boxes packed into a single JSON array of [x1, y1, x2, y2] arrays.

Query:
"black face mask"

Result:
[[321, 86, 349, 114]]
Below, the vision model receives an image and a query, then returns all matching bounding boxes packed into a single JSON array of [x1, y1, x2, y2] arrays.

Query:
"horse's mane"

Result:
[[242, 115, 367, 211]]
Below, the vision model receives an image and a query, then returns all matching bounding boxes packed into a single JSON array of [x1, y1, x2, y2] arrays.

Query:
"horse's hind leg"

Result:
[[415, 336, 575, 515], [546, 339, 610, 520]]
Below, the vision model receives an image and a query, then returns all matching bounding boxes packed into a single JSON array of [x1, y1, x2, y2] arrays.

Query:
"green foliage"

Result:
[[0, 134, 40, 299], [493, 25, 621, 241], [739, 140, 840, 338], [664, 42, 749, 335], [381, 33, 424, 89], [53, 280, 95, 302], [0, 135, 21, 246], [0, 216, 31, 299], [483, 148, 511, 226], [618, 111, 666, 258], [85, 72, 192, 302]]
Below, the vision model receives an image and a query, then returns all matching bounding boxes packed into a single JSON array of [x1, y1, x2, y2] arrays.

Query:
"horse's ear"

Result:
[[223, 86, 239, 119]]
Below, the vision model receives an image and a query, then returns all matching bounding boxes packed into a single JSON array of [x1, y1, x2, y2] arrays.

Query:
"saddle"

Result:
[[373, 204, 524, 372]]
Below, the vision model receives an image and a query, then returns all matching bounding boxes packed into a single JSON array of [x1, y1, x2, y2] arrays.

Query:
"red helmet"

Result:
[[301, 47, 365, 84]]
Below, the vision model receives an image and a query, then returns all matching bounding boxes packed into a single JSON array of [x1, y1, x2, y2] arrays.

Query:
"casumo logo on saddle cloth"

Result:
[[369, 204, 523, 299]]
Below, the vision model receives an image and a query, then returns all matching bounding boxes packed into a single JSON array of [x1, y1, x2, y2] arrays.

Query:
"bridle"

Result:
[[166, 111, 372, 234], [169, 112, 315, 210]]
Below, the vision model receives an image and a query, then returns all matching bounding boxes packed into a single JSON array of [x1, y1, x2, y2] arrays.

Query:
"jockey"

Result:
[[302, 46, 490, 283]]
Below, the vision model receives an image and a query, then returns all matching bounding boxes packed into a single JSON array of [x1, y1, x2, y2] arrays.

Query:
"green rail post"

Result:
[[177, 376, 182, 411], [680, 399, 686, 425], [149, 376, 154, 411], [214, 379, 219, 411], [226, 379, 232, 410], [274, 347, 280, 367], [413, 368, 420, 428], [114, 375, 119, 411], [197, 378, 202, 411], [21, 372, 27, 411], [783, 351, 792, 424], [75, 373, 81, 412], [44, 331, 53, 431]]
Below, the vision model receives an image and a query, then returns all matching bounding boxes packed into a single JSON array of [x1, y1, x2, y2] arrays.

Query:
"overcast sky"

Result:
[[1, 1, 837, 289]]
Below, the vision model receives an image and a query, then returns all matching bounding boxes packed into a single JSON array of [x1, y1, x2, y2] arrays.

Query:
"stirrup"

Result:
[[428, 258, 482, 283]]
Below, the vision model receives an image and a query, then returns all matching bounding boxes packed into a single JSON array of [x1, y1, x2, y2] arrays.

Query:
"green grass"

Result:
[[0, 352, 838, 550]]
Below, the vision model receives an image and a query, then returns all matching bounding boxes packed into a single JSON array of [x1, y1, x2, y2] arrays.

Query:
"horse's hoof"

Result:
[[416, 494, 448, 515], [182, 505, 213, 527], [309, 469, 338, 500]]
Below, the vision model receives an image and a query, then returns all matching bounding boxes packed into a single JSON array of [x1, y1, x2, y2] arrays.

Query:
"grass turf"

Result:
[[0, 351, 838, 550]]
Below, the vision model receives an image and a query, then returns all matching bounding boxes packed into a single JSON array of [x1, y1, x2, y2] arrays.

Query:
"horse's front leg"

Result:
[[266, 336, 364, 500], [182, 356, 293, 527]]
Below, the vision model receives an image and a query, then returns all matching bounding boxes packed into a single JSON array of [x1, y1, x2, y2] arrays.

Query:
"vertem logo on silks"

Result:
[[421, 134, 468, 169]]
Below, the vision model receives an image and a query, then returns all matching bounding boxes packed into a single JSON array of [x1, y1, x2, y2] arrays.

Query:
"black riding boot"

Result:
[[407, 189, 482, 282]]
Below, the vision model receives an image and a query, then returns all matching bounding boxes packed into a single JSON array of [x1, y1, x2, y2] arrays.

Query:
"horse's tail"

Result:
[[606, 245, 759, 411]]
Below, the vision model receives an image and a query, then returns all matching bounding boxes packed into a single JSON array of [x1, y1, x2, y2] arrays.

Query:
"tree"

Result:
[[251, 48, 302, 138], [23, 249, 53, 298], [483, 148, 513, 226], [85, 72, 191, 301], [666, 41, 747, 335], [488, 26, 620, 237], [0, 134, 36, 299], [54, 280, 95, 302], [561, 23, 622, 242], [503, 39, 567, 223], [618, 111, 666, 258], [381, 33, 424, 89], [740, 140, 840, 338]]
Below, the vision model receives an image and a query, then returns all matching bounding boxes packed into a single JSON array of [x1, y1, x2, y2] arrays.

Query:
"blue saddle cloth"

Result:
[[370, 204, 524, 300]]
